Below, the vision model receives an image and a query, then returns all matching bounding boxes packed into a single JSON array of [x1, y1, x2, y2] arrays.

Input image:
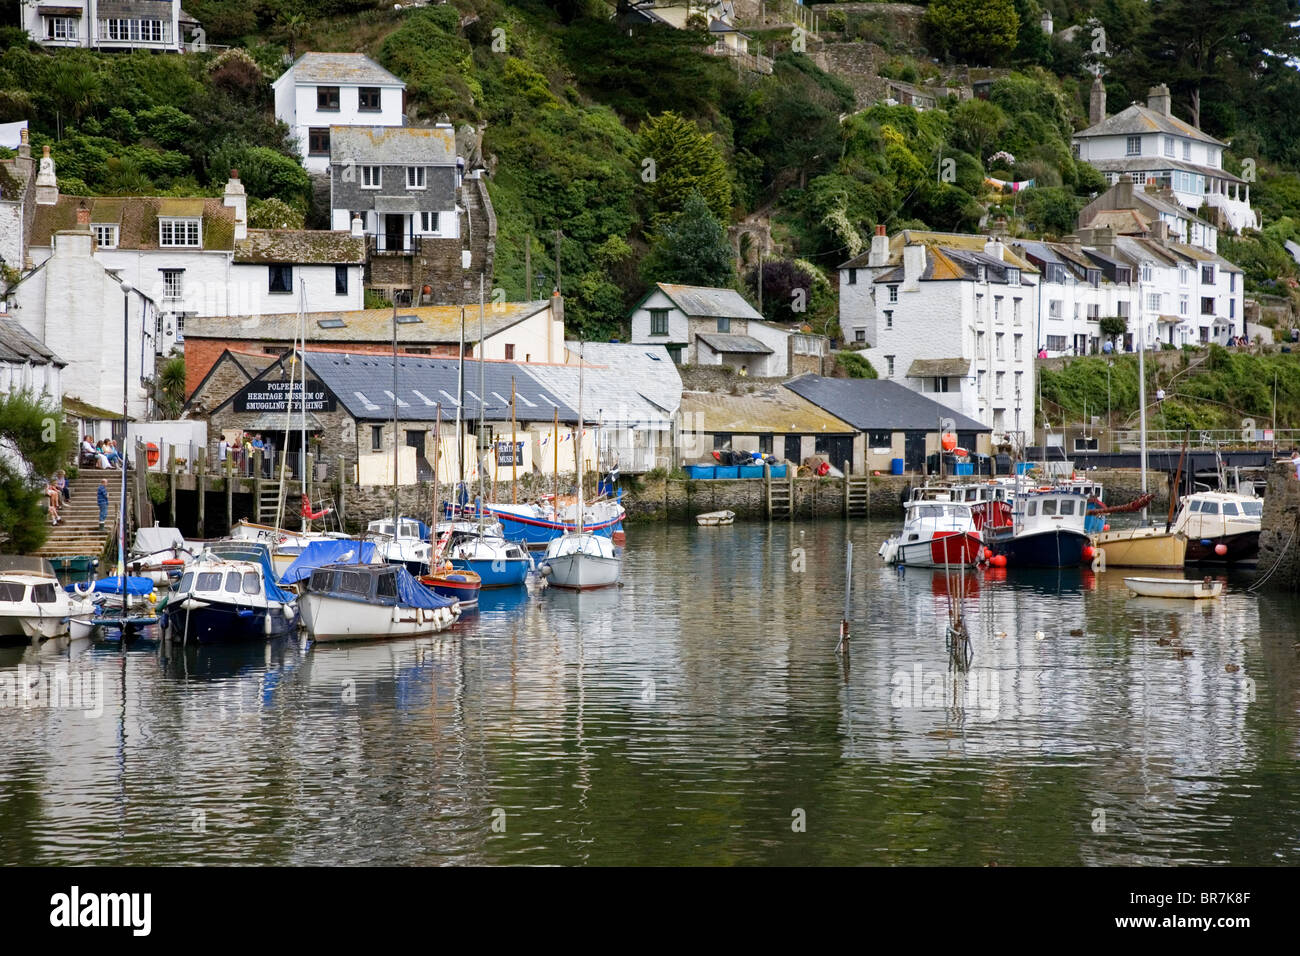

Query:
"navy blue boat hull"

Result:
[[165, 601, 296, 644], [987, 529, 1089, 568]]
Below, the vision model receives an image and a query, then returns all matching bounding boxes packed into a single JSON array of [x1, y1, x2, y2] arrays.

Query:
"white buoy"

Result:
[[1035, 630, 1045, 640]]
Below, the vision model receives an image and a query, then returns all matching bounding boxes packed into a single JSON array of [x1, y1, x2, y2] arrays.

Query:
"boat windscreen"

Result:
[[0, 555, 55, 577]]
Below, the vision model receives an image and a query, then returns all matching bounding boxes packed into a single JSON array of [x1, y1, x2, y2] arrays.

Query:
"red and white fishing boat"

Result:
[[879, 485, 985, 568]]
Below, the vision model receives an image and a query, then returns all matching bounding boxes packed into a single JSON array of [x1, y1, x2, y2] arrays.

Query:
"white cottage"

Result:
[[23, 0, 199, 53], [273, 53, 407, 175], [0, 318, 64, 405]]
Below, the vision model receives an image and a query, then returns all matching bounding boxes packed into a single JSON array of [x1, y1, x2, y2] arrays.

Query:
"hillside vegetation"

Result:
[[4, 0, 1300, 341]]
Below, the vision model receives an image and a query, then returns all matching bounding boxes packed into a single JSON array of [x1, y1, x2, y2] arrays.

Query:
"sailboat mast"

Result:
[[477, 274, 486, 532], [391, 302, 400, 532], [432, 402, 441, 557], [511, 378, 517, 505], [552, 407, 558, 510], [456, 306, 465, 507], [1138, 316, 1149, 523], [575, 343, 584, 534]]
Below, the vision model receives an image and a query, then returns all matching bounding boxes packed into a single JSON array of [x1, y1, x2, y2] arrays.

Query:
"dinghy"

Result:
[[1124, 576, 1223, 599], [696, 510, 735, 526]]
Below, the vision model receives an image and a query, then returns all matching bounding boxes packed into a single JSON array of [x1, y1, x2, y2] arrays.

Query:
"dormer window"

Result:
[[1006, 267, 1020, 286], [1086, 269, 1100, 288], [93, 224, 118, 248], [159, 218, 200, 247], [976, 265, 987, 282], [317, 86, 340, 111]]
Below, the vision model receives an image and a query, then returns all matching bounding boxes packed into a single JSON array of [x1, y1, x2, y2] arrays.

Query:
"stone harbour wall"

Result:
[[1256, 462, 1300, 589]]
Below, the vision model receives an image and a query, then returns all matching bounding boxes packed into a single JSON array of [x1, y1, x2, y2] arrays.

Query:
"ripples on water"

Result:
[[1, 520, 1297, 865]]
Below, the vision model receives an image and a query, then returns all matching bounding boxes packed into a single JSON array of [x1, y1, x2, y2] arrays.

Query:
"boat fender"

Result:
[[74, 581, 93, 596], [282, 605, 295, 622], [264, 612, 273, 635], [158, 612, 169, 633], [539, 564, 552, 577], [392, 605, 402, 624]]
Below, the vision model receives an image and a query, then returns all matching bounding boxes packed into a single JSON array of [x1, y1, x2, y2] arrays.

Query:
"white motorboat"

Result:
[[1124, 576, 1223, 599], [696, 510, 735, 526], [0, 556, 77, 641], [879, 486, 988, 568], [367, 516, 433, 574], [298, 562, 460, 642], [163, 542, 299, 643], [539, 532, 622, 590], [129, 525, 194, 584], [1170, 491, 1262, 565]]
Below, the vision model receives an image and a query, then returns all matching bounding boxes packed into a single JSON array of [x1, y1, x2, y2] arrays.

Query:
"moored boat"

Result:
[[983, 488, 1091, 568], [0, 556, 77, 642], [880, 485, 986, 568], [1170, 491, 1262, 566], [1092, 525, 1187, 569], [162, 541, 298, 643], [538, 532, 622, 590], [696, 510, 735, 526], [1124, 576, 1223, 599], [299, 562, 460, 641]]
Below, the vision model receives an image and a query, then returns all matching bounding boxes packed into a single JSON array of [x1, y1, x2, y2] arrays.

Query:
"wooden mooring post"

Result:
[[167, 446, 178, 523], [196, 447, 206, 537]]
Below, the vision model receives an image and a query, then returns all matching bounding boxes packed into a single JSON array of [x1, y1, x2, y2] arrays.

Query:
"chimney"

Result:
[[1063, 233, 1083, 254], [984, 238, 1005, 261], [75, 200, 91, 229], [1092, 225, 1116, 257], [1152, 220, 1169, 241], [868, 224, 889, 268], [1115, 174, 1134, 207], [350, 213, 364, 238], [223, 169, 247, 241], [34, 145, 58, 206], [989, 215, 1009, 237], [1147, 83, 1171, 116], [17, 126, 29, 160], [902, 242, 926, 287], [1040, 11, 1053, 36], [1089, 76, 1106, 127]]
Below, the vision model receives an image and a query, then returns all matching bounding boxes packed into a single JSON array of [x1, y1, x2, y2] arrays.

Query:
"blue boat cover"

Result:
[[65, 575, 154, 596], [202, 541, 297, 604], [280, 540, 377, 585], [394, 565, 456, 610]]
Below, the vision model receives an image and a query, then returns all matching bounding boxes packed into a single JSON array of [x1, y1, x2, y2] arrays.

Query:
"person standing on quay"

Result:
[[98, 479, 109, 529]]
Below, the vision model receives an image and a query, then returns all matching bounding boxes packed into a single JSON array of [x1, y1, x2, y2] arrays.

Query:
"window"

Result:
[[406, 166, 425, 189], [995, 332, 1004, 359], [358, 87, 382, 111], [888, 285, 898, 303], [92, 224, 118, 248], [1201, 264, 1215, 285], [993, 296, 1002, 321], [1183, 141, 1191, 161], [371, 426, 384, 452], [317, 86, 340, 111], [884, 310, 893, 329], [1230, 273, 1236, 292], [1201, 501, 1219, 515], [335, 265, 349, 296], [1164, 136, 1175, 157], [308, 128, 330, 157], [1048, 299, 1063, 320], [1087, 269, 1100, 288], [885, 355, 895, 377], [196, 572, 222, 592], [102, 18, 164, 42], [242, 572, 261, 596], [1006, 267, 1020, 286], [978, 369, 986, 392], [757, 434, 773, 456], [995, 371, 1004, 398], [868, 431, 891, 447], [1230, 299, 1235, 319], [1046, 335, 1067, 351], [159, 218, 200, 247], [1201, 297, 1215, 315], [712, 432, 733, 450], [1141, 262, 1153, 283], [419, 211, 439, 233], [225, 571, 242, 594], [976, 265, 987, 282], [161, 270, 183, 300], [504, 344, 515, 360], [45, 16, 76, 40], [932, 376, 950, 392], [1014, 334, 1023, 360], [1013, 298, 1022, 324], [268, 265, 293, 294], [1179, 266, 1189, 287], [405, 347, 431, 355], [649, 309, 669, 336], [977, 330, 986, 354], [1126, 135, 1142, 156], [1026, 501, 1037, 517], [1014, 370, 1023, 396], [717, 317, 731, 333], [847, 269, 857, 285], [1147, 293, 1161, 311], [361, 166, 381, 189], [1179, 294, 1188, 316]]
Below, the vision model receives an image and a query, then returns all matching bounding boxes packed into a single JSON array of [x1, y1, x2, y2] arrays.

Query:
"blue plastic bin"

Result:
[[954, 462, 974, 476], [891, 458, 905, 475], [685, 464, 714, 479], [739, 465, 764, 478], [1015, 462, 1034, 476], [713, 465, 739, 479], [769, 464, 787, 478]]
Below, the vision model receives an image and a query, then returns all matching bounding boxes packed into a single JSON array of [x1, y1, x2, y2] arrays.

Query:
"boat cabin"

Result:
[[1014, 491, 1089, 533], [368, 518, 425, 541], [0, 556, 60, 605], [307, 563, 405, 605], [175, 565, 266, 601]]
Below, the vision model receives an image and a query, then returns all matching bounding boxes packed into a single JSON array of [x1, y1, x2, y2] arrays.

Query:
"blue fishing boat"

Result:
[[983, 489, 1090, 568], [162, 541, 298, 643], [467, 497, 626, 548], [435, 520, 533, 588]]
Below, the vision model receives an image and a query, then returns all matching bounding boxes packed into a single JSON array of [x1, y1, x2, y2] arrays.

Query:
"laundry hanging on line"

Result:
[[984, 176, 1036, 192]]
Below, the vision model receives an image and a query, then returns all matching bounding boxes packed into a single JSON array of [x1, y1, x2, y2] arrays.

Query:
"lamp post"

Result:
[[1106, 359, 1113, 450]]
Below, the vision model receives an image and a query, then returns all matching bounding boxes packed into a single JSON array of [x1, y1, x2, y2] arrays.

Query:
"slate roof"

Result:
[[1074, 102, 1226, 146], [301, 351, 578, 423], [695, 332, 773, 354], [279, 53, 405, 88], [234, 229, 366, 265], [906, 358, 970, 378], [872, 244, 1027, 285], [30, 195, 236, 250], [329, 126, 456, 167], [183, 300, 553, 345], [655, 283, 763, 321], [785, 375, 989, 432], [840, 230, 1039, 273], [0, 318, 63, 366], [1085, 154, 1244, 184], [679, 388, 855, 435], [1084, 209, 1152, 234], [524, 345, 682, 429]]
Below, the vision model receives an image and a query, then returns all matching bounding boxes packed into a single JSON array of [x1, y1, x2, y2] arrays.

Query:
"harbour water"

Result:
[[2, 519, 1297, 865]]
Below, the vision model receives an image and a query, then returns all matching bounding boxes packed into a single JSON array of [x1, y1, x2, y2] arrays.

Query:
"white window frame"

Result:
[[1141, 262, 1153, 283], [1179, 294, 1188, 316], [92, 224, 118, 248], [1164, 136, 1175, 158], [887, 285, 898, 303], [1183, 141, 1191, 161], [159, 218, 201, 248], [161, 270, 183, 301], [1126, 135, 1141, 157], [1146, 292, 1161, 312], [419, 211, 439, 233], [406, 166, 426, 190], [361, 166, 382, 189], [46, 16, 76, 40]]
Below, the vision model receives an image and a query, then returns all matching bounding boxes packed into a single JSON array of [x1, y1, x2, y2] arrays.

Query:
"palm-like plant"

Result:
[[277, 12, 310, 62]]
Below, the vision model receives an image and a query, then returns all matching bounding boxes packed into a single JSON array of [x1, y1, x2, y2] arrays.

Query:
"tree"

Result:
[[248, 197, 305, 229], [1100, 316, 1128, 347], [640, 191, 735, 288], [950, 98, 1007, 162], [149, 356, 188, 419], [924, 0, 1019, 65], [637, 111, 733, 227], [0, 391, 74, 553]]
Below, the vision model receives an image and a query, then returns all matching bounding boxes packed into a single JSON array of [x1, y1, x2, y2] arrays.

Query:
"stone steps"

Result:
[[33, 472, 126, 557]]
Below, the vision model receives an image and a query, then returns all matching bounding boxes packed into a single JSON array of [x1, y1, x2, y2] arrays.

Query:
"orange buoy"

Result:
[[1103, 523, 1110, 532], [1082, 545, 1095, 560], [992, 554, 1007, 568], [1215, 543, 1228, 556], [941, 433, 957, 451]]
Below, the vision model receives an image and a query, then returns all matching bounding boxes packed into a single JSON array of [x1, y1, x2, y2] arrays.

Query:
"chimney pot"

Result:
[[75, 201, 90, 227], [875, 224, 886, 237], [231, 169, 239, 179]]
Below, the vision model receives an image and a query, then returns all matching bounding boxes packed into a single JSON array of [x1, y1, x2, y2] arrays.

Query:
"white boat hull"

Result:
[[543, 552, 622, 590], [0, 612, 68, 640], [1124, 576, 1223, 599], [299, 591, 458, 642], [697, 510, 735, 526]]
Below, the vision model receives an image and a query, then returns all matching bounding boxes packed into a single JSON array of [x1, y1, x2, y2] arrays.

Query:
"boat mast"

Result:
[[1138, 313, 1149, 523], [477, 274, 486, 534], [276, 286, 305, 533], [575, 342, 585, 534], [391, 299, 400, 533], [432, 402, 441, 560], [456, 305, 465, 512], [552, 407, 558, 510], [511, 377, 517, 505]]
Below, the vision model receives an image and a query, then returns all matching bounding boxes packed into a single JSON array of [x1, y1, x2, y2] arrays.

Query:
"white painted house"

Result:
[[1073, 81, 1258, 235], [839, 228, 1039, 448], [22, 0, 199, 53], [1080, 176, 1218, 253], [1012, 238, 1135, 357], [628, 282, 826, 376], [0, 317, 63, 405], [273, 53, 407, 174], [21, 160, 364, 355]]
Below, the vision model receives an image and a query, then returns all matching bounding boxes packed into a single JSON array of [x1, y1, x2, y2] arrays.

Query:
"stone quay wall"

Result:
[[1256, 462, 1300, 589]]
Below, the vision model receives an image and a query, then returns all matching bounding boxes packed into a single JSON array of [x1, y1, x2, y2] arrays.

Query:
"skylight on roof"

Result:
[[646, 352, 661, 361], [395, 314, 421, 325], [318, 318, 346, 329]]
